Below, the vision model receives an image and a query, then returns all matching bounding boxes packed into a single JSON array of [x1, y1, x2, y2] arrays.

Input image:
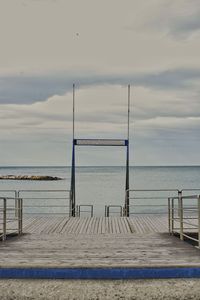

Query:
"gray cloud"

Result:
[[169, 13, 200, 38], [1, 68, 200, 105], [159, 0, 200, 39], [130, 0, 200, 39]]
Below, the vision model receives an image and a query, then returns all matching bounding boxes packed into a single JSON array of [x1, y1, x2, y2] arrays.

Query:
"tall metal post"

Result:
[[70, 84, 76, 217], [125, 85, 130, 216], [73, 83, 75, 141], [198, 196, 200, 248]]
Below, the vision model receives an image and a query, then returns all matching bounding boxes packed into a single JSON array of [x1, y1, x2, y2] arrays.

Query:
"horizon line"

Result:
[[0, 165, 200, 168]]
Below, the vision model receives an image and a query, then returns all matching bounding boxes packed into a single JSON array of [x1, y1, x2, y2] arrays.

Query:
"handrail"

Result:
[[18, 189, 70, 192], [127, 189, 180, 192], [18, 190, 71, 216], [0, 189, 72, 216], [168, 195, 200, 248], [125, 189, 179, 217], [105, 205, 123, 217], [0, 197, 23, 241], [76, 205, 93, 217]]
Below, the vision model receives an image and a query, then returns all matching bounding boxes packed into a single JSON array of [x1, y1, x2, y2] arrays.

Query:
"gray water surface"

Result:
[[0, 166, 200, 216]]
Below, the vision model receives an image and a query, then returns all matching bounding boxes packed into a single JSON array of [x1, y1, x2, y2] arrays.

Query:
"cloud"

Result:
[[129, 0, 200, 39], [170, 13, 200, 38], [0, 82, 200, 165], [0, 83, 200, 137], [1, 68, 200, 105], [164, 0, 200, 38]]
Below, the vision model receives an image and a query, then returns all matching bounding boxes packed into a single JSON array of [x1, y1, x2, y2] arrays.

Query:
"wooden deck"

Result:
[[23, 215, 168, 235], [0, 215, 200, 269]]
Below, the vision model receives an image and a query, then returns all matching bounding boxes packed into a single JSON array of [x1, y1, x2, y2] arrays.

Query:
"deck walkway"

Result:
[[23, 215, 168, 235], [0, 216, 200, 270]]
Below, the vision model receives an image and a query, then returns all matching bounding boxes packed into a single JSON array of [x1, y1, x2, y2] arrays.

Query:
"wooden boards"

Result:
[[0, 232, 200, 268], [23, 215, 168, 235], [1, 216, 200, 269]]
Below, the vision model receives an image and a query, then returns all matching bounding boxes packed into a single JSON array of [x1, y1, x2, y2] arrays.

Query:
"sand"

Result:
[[0, 279, 200, 299]]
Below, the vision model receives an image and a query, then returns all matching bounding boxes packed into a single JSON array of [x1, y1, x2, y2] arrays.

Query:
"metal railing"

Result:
[[125, 189, 180, 217], [76, 205, 93, 217], [105, 205, 123, 217], [17, 190, 71, 216], [0, 197, 23, 241], [168, 194, 200, 248]]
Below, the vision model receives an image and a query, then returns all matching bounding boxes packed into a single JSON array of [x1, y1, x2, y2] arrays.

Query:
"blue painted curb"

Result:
[[0, 267, 200, 279]]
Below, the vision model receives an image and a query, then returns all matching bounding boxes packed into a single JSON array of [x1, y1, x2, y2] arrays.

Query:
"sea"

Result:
[[0, 166, 200, 216]]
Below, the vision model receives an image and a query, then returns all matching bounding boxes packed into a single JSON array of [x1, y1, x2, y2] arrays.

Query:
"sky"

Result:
[[0, 0, 200, 166]]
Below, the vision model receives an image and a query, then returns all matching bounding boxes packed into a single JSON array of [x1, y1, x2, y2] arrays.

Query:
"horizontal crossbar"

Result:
[[74, 139, 128, 146]]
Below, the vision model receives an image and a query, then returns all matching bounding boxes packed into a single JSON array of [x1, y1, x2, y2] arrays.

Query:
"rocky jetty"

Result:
[[0, 175, 62, 181]]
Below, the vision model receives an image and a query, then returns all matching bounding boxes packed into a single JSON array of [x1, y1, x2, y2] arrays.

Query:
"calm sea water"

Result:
[[0, 166, 200, 216]]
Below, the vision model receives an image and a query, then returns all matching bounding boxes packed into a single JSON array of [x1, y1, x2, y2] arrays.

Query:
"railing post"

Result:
[[123, 206, 126, 217], [106, 206, 108, 217], [75, 205, 78, 217], [105, 206, 109, 217], [15, 190, 18, 218], [18, 198, 20, 235], [178, 190, 182, 217], [172, 198, 174, 234], [168, 198, 171, 234], [198, 196, 200, 248], [179, 194, 184, 241], [91, 206, 93, 218], [120, 206, 123, 217], [78, 205, 80, 217], [18, 198, 23, 235], [3, 198, 6, 241], [21, 198, 23, 234]]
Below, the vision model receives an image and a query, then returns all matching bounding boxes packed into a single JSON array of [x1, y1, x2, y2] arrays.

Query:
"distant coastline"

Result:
[[0, 175, 63, 181]]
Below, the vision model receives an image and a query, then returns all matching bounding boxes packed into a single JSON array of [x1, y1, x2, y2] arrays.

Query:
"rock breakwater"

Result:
[[0, 175, 62, 181]]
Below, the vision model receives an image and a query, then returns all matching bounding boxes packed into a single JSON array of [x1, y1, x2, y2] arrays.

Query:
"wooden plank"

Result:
[[101, 216, 106, 234], [97, 217, 102, 234], [81, 217, 91, 235], [78, 218, 88, 234], [67, 218, 78, 234], [72, 218, 82, 235], [94, 217, 99, 234], [40, 217, 58, 234], [25, 217, 44, 234], [1, 232, 200, 268], [86, 217, 94, 235], [119, 218, 127, 234], [55, 218, 70, 234], [112, 217, 117, 234], [124, 217, 132, 234]]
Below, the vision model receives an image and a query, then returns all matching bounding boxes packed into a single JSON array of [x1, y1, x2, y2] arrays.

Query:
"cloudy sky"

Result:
[[0, 0, 200, 166]]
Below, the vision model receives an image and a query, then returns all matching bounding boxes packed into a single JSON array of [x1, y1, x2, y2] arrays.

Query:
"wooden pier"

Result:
[[22, 215, 168, 235], [0, 215, 200, 273]]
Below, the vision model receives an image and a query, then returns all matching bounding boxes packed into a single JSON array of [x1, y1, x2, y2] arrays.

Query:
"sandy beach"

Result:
[[0, 279, 200, 299]]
